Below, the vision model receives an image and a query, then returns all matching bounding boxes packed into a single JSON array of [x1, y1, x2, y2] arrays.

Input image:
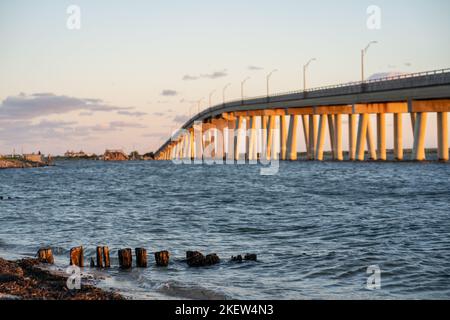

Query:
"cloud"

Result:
[[182, 69, 228, 81], [89, 121, 147, 132], [117, 110, 147, 117], [248, 65, 263, 71], [0, 93, 133, 120], [142, 132, 167, 138], [173, 115, 189, 123], [153, 112, 165, 117], [0, 120, 85, 143], [200, 70, 228, 79], [161, 89, 178, 96], [0, 119, 148, 146], [182, 75, 199, 81]]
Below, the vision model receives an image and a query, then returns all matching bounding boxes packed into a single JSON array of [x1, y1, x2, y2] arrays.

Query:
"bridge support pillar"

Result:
[[348, 114, 357, 160], [327, 114, 335, 159], [437, 112, 448, 161], [248, 116, 258, 162], [412, 112, 428, 161], [201, 124, 211, 160], [287, 115, 298, 161], [261, 116, 269, 161], [210, 123, 218, 160], [366, 116, 377, 160], [235, 116, 245, 161], [266, 115, 277, 160], [226, 120, 236, 162], [377, 113, 387, 161], [280, 115, 288, 160], [410, 113, 417, 134], [184, 133, 191, 160], [316, 114, 327, 161], [189, 128, 195, 160], [394, 113, 403, 160], [177, 140, 183, 160], [334, 114, 343, 161], [212, 119, 227, 162], [194, 122, 203, 162], [308, 115, 318, 160], [301, 115, 309, 159], [356, 113, 369, 161]]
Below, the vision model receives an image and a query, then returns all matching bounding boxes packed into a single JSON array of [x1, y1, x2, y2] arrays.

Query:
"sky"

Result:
[[1, 0, 449, 155]]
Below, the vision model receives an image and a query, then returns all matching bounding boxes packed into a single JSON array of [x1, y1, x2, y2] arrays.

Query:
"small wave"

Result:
[[156, 281, 227, 300]]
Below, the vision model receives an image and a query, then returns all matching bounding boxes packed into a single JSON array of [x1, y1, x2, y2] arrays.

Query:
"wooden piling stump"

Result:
[[95, 246, 111, 268], [244, 254, 257, 261], [186, 251, 220, 267], [205, 253, 220, 266], [90, 257, 95, 268], [103, 246, 111, 268], [118, 248, 132, 269], [70, 246, 84, 267], [186, 251, 205, 267], [37, 248, 54, 264], [155, 251, 170, 267], [96, 247, 104, 268], [231, 255, 243, 262], [135, 248, 147, 268]]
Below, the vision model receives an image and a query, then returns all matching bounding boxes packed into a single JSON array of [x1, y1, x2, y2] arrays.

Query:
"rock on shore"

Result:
[[0, 159, 47, 169], [0, 257, 124, 300]]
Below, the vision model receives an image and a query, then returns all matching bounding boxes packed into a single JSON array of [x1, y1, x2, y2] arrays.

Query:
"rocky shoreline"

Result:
[[0, 257, 124, 300], [0, 159, 49, 169]]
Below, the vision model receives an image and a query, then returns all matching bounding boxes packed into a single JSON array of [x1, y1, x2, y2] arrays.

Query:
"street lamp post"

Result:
[[241, 77, 250, 103], [222, 83, 231, 105], [266, 69, 278, 97], [361, 41, 378, 82], [209, 90, 216, 108], [303, 58, 316, 91], [189, 104, 196, 118], [197, 98, 204, 114]]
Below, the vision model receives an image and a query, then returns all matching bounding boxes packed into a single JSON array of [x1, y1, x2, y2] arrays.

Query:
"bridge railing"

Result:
[[227, 68, 450, 102]]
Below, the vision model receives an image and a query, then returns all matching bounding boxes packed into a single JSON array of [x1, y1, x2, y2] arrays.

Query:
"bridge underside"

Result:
[[156, 99, 449, 162]]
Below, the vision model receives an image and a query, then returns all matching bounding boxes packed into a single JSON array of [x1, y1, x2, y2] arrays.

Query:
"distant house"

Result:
[[103, 149, 129, 161], [23, 153, 45, 163], [65, 150, 87, 158]]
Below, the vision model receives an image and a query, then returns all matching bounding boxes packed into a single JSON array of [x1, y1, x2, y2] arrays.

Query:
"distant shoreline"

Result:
[[0, 159, 50, 170], [0, 257, 124, 300]]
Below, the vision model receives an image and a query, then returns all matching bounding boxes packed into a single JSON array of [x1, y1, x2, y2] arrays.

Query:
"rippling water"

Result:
[[1, 160, 450, 299]]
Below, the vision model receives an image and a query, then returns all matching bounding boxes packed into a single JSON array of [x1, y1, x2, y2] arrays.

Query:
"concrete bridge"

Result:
[[155, 69, 450, 162]]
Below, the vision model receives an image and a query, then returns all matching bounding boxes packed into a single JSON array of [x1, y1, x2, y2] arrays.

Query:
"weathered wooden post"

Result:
[[118, 248, 132, 269], [155, 251, 170, 267], [70, 246, 84, 267], [103, 246, 111, 268], [231, 255, 243, 262], [186, 251, 204, 267], [205, 253, 220, 265], [95, 246, 111, 268], [245, 253, 257, 261], [96, 247, 103, 268], [135, 248, 147, 268], [37, 247, 54, 264], [186, 251, 220, 267], [90, 257, 95, 268]]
